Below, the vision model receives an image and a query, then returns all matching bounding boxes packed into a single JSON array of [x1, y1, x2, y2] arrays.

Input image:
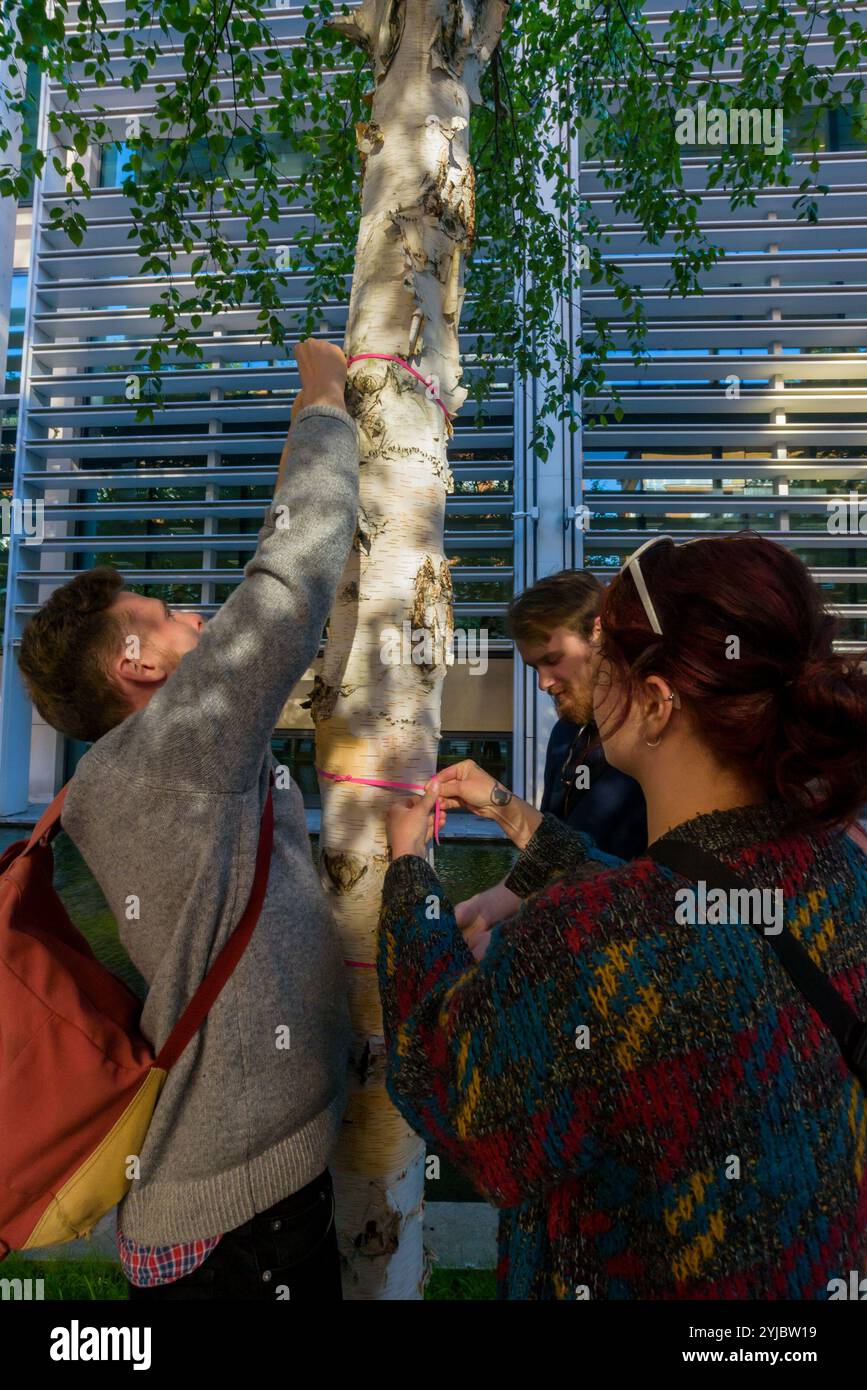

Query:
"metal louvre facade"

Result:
[[578, 4, 867, 657]]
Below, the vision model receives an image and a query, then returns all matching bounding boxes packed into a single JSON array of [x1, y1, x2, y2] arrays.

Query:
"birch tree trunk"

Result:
[[315, 0, 508, 1300]]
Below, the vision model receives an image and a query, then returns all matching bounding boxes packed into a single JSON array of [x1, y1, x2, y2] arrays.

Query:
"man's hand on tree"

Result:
[[290, 388, 305, 424], [292, 338, 348, 414]]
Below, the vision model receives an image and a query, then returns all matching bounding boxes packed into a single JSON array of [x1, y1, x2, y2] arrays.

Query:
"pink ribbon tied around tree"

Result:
[[317, 767, 443, 972], [346, 352, 450, 419], [315, 767, 443, 846]]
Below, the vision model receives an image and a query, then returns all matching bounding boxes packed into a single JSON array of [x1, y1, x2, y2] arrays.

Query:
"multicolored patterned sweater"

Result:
[[377, 799, 867, 1299]]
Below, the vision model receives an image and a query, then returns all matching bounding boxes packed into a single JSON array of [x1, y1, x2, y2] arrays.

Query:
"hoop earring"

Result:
[[646, 689, 677, 747]]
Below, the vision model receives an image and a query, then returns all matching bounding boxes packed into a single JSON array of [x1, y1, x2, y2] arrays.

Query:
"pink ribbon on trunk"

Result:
[[316, 767, 442, 845], [346, 352, 450, 418], [316, 766, 443, 971]]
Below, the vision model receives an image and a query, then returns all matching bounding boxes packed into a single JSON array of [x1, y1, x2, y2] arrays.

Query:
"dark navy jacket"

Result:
[[540, 717, 647, 861]]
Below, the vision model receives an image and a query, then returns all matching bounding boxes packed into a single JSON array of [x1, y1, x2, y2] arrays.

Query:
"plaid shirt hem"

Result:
[[117, 1213, 222, 1288]]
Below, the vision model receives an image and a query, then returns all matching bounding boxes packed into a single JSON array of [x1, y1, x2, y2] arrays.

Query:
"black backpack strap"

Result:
[[647, 837, 867, 1090]]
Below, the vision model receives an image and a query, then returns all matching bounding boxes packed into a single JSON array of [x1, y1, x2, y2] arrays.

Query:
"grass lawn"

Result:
[[0, 1253, 495, 1300]]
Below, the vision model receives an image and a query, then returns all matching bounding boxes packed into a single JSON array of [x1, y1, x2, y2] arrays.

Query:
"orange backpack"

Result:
[[0, 768, 274, 1259]]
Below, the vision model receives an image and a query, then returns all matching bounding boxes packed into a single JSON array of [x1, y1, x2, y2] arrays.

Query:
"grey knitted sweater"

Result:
[[60, 403, 359, 1243]]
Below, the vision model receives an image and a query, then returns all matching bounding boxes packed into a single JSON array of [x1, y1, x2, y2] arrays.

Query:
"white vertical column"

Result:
[[512, 107, 580, 805], [768, 212, 789, 533], [203, 332, 223, 611], [0, 45, 24, 386]]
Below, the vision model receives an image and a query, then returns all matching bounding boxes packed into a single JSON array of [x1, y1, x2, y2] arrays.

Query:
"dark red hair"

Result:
[[598, 532, 867, 830]]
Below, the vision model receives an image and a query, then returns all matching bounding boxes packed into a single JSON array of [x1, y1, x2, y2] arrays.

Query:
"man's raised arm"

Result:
[[133, 339, 360, 792]]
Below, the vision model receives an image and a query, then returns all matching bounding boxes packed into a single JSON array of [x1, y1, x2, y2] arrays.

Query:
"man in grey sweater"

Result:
[[17, 339, 360, 1299]]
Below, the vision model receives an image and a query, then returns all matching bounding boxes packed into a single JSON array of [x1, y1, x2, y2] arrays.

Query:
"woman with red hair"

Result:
[[379, 531, 867, 1300]]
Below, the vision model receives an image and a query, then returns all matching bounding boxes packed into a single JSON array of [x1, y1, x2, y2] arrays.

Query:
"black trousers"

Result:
[[126, 1168, 341, 1301]]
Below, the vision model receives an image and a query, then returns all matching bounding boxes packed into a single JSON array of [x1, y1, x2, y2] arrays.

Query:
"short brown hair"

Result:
[[18, 566, 139, 743], [506, 569, 602, 645]]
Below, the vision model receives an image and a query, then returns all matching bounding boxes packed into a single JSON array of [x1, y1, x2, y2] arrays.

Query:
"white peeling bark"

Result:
[[316, 0, 508, 1300]]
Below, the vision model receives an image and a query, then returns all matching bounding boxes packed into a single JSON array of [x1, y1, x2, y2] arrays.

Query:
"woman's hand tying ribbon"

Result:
[[385, 781, 446, 862]]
